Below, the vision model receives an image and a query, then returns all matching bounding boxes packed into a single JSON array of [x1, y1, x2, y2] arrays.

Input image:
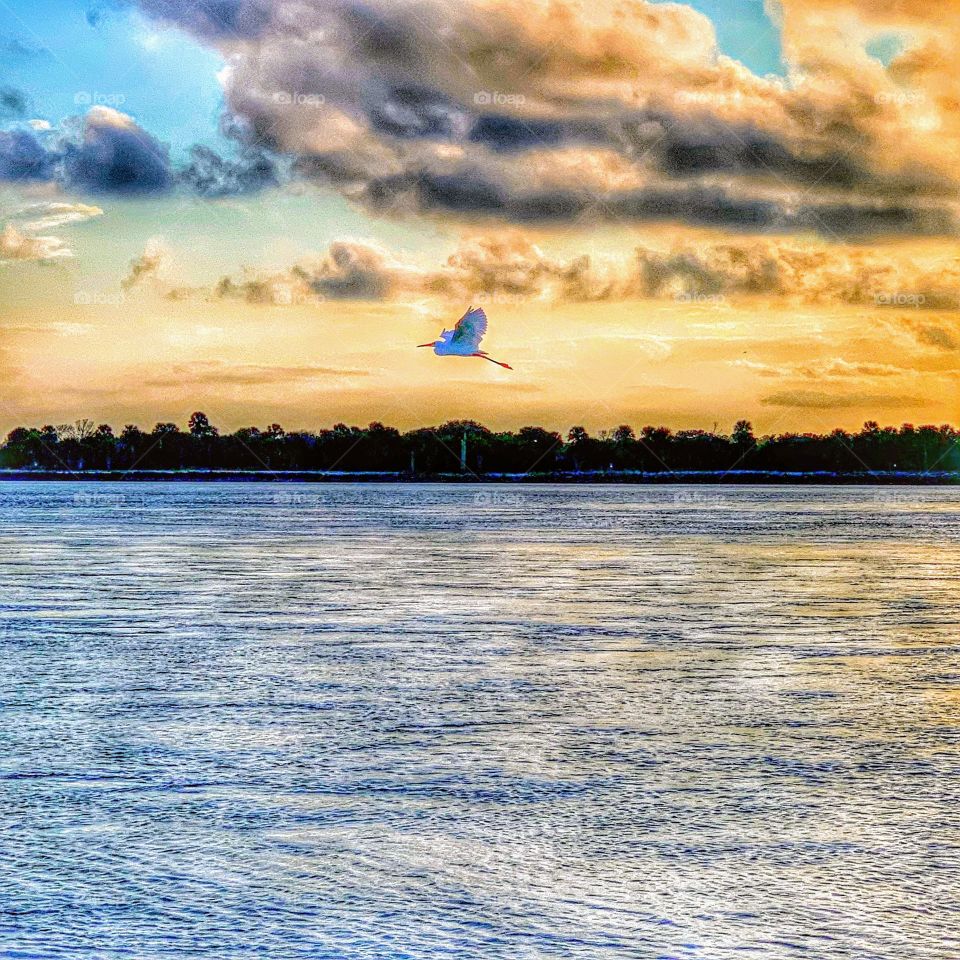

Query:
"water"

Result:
[[1, 483, 958, 959]]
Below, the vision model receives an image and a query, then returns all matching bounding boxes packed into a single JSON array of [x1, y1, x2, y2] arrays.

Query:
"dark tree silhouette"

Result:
[[3, 416, 960, 476], [188, 411, 218, 438]]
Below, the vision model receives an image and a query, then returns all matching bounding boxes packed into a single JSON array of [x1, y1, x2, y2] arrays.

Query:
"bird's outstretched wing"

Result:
[[450, 306, 487, 349]]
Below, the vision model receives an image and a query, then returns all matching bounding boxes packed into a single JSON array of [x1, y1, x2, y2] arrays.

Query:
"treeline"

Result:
[[3, 414, 960, 474]]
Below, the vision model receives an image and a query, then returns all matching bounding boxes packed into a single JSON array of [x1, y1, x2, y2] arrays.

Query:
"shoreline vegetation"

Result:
[[3, 413, 960, 483]]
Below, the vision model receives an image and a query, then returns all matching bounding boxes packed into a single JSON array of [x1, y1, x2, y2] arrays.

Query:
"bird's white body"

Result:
[[417, 307, 512, 369], [432, 328, 474, 356]]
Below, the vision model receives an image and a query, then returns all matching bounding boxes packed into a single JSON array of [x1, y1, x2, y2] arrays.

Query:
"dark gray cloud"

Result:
[[361, 168, 510, 219], [62, 108, 172, 194], [346, 168, 955, 236], [0, 130, 54, 181], [464, 108, 948, 202], [0, 112, 172, 194], [290, 107, 949, 235], [122, 0, 960, 237], [214, 241, 400, 304], [638, 247, 778, 297], [369, 84, 466, 140], [177, 144, 278, 197], [135, 0, 274, 39], [0, 87, 27, 119], [469, 114, 568, 152], [650, 119, 954, 199], [0, 110, 280, 198], [295, 242, 395, 300], [286, 104, 956, 233], [795, 202, 957, 239]]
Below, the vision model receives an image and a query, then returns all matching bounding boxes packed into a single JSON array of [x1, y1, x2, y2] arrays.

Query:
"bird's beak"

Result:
[[416, 342, 436, 348]]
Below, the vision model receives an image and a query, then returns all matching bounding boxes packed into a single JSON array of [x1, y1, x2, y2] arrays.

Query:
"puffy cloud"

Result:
[[0, 110, 280, 198], [637, 244, 778, 299], [177, 143, 279, 197], [424, 234, 612, 302], [122, 237, 170, 289], [635, 237, 960, 307], [214, 272, 297, 305], [0, 202, 104, 267], [62, 106, 172, 194], [215, 240, 413, 304], [0, 202, 105, 263], [430, 234, 960, 307], [6, 0, 957, 231], [183, 231, 960, 310], [126, 0, 960, 236], [296, 242, 398, 300], [0, 129, 56, 181], [209, 235, 612, 305], [0, 111, 172, 194], [0, 223, 71, 262], [426, 234, 960, 307]]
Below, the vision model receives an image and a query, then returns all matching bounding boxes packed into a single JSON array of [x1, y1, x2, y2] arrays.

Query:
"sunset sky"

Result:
[[2, 0, 959, 434]]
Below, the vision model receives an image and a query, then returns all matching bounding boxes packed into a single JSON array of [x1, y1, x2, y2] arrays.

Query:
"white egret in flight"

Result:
[[417, 306, 512, 369]]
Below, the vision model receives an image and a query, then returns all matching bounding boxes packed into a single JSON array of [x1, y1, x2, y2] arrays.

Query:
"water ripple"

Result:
[[1, 483, 959, 958]]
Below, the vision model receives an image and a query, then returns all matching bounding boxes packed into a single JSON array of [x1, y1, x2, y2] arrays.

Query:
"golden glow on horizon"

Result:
[[3, 276, 959, 434]]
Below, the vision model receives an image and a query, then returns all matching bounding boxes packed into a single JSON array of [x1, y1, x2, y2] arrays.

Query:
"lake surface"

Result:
[[1, 483, 958, 959]]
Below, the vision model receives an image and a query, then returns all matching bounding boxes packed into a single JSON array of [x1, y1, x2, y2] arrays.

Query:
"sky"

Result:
[[1, 0, 959, 435]]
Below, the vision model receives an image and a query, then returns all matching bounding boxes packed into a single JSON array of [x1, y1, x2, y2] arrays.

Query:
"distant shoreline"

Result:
[[3, 469, 960, 485], [8, 417, 960, 478]]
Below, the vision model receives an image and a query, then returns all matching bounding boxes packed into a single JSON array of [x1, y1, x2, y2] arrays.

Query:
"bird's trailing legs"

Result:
[[473, 352, 512, 370]]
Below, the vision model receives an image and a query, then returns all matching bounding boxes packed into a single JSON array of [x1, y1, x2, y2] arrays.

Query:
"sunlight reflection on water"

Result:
[[1, 483, 958, 958]]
